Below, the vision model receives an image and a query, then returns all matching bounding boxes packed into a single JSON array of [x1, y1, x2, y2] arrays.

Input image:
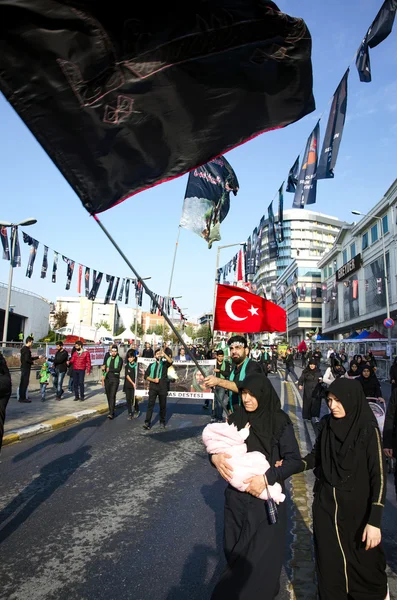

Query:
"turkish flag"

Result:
[[214, 284, 286, 333]]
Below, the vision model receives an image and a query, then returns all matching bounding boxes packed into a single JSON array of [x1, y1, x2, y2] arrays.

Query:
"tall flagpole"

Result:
[[162, 225, 181, 340]]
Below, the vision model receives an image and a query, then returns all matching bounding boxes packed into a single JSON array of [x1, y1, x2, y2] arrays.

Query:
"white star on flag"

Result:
[[248, 305, 259, 316]]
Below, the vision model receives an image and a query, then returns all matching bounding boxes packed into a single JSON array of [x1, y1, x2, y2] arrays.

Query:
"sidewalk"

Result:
[[3, 382, 128, 447]]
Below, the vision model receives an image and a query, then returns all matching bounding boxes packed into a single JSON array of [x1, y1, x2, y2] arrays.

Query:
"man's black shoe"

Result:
[[142, 423, 151, 430]]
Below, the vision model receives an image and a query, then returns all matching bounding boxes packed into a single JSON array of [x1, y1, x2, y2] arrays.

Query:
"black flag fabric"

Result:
[[267, 202, 278, 259], [1, 227, 10, 260], [293, 121, 320, 208], [62, 256, 75, 290], [300, 283, 306, 302], [89, 272, 103, 301], [52, 251, 58, 282], [251, 227, 258, 274], [356, 1, 397, 82], [41, 245, 48, 278], [84, 267, 90, 297], [11, 226, 21, 268], [125, 279, 130, 304], [255, 217, 265, 273], [317, 70, 349, 179], [286, 156, 300, 192], [277, 184, 284, 242], [0, 2, 315, 214], [118, 278, 125, 303], [22, 232, 39, 278], [104, 275, 115, 305], [111, 277, 120, 302], [180, 156, 239, 248]]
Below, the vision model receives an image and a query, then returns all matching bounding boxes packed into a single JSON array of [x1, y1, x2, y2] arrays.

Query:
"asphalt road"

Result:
[[0, 374, 396, 600]]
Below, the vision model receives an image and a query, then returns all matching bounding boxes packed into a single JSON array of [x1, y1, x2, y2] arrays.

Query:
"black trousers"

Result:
[[73, 369, 85, 399], [145, 385, 167, 425], [125, 387, 138, 415], [19, 368, 30, 401], [0, 394, 11, 451], [105, 377, 119, 416]]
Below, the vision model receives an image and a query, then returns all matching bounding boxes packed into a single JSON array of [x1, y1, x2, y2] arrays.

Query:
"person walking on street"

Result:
[[19, 336, 39, 403], [358, 366, 384, 405], [67, 346, 76, 392], [102, 344, 122, 419], [69, 341, 91, 401], [52, 341, 68, 400], [142, 342, 154, 359], [211, 349, 232, 422], [300, 379, 387, 600], [204, 336, 263, 413], [124, 349, 140, 420], [271, 348, 279, 373], [323, 358, 346, 386], [298, 359, 323, 421], [210, 373, 302, 600], [284, 348, 298, 383], [39, 361, 50, 402], [0, 351, 11, 452], [143, 348, 173, 430], [313, 348, 322, 367]]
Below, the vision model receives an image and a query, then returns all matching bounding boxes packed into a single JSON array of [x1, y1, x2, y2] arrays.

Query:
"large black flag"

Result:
[[286, 156, 300, 192], [317, 70, 349, 179], [0, 2, 315, 215], [277, 184, 284, 242], [267, 202, 278, 259], [293, 121, 320, 208], [356, 0, 396, 82], [180, 156, 239, 248]]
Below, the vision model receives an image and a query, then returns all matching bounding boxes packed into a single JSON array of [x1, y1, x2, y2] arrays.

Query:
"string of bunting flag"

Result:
[[219, 0, 396, 289], [0, 227, 187, 321]]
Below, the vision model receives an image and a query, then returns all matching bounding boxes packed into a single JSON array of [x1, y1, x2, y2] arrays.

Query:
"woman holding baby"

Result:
[[209, 373, 302, 600]]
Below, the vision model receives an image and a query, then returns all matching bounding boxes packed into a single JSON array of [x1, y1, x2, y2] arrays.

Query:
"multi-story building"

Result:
[[54, 296, 121, 335], [318, 178, 397, 343]]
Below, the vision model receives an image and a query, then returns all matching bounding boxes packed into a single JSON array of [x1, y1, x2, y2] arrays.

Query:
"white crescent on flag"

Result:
[[225, 296, 248, 321]]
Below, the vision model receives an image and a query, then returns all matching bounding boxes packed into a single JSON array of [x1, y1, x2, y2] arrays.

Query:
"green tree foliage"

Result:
[[53, 310, 68, 330]]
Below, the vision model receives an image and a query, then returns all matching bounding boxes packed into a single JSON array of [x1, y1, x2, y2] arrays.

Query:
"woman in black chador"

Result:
[[210, 374, 302, 600], [301, 378, 387, 600], [298, 359, 323, 420]]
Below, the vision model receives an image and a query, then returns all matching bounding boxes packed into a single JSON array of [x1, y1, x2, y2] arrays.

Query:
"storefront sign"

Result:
[[336, 253, 361, 282]]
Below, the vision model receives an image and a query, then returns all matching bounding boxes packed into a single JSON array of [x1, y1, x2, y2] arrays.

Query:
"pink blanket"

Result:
[[203, 422, 285, 503]]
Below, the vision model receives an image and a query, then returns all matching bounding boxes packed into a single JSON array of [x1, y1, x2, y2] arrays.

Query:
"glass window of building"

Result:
[[350, 242, 356, 259], [382, 214, 389, 235], [371, 223, 378, 244], [328, 265, 333, 277], [362, 232, 369, 250], [342, 249, 348, 265]]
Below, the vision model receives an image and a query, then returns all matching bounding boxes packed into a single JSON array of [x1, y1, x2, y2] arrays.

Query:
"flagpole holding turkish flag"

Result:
[[214, 284, 286, 333]]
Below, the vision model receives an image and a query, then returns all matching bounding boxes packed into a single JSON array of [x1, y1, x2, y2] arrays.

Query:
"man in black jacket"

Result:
[[143, 348, 173, 430], [142, 342, 154, 358], [53, 341, 69, 400], [284, 347, 298, 383], [19, 336, 39, 402], [101, 344, 123, 419], [0, 351, 12, 452]]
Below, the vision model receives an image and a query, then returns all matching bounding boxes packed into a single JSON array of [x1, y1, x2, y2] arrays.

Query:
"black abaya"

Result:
[[298, 365, 322, 419]]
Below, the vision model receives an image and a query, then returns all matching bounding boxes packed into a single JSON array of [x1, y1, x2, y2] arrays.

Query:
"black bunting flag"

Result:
[[111, 277, 120, 302], [317, 70, 348, 179], [104, 275, 114, 305], [52, 251, 58, 282], [22, 232, 39, 278], [11, 227, 21, 268], [125, 279, 130, 304], [41, 245, 48, 278], [1, 227, 10, 260], [118, 278, 125, 303], [62, 256, 75, 290], [356, 40, 371, 83], [286, 156, 300, 193], [0, 2, 314, 214], [89, 272, 103, 301], [84, 267, 90, 297], [293, 121, 320, 208]]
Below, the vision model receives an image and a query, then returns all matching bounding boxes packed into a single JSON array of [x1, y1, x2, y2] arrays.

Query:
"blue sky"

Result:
[[0, 0, 396, 322]]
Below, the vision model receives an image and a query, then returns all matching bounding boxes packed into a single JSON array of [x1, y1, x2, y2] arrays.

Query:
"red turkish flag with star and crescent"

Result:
[[214, 284, 286, 333]]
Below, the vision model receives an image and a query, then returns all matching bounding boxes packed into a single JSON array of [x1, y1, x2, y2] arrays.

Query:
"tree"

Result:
[[53, 310, 68, 330], [146, 327, 153, 335], [94, 320, 111, 331], [184, 324, 195, 339], [194, 325, 212, 343], [153, 324, 164, 336], [115, 326, 126, 336], [132, 320, 144, 337]]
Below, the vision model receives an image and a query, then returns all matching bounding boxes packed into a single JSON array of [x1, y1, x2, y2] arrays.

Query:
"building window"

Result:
[[350, 242, 356, 259], [371, 223, 378, 244], [328, 266, 333, 278], [362, 232, 369, 250], [342, 249, 348, 265], [382, 214, 389, 235]]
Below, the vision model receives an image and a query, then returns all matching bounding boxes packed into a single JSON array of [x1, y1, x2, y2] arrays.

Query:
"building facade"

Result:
[[54, 296, 121, 335], [0, 282, 51, 341], [318, 179, 397, 341]]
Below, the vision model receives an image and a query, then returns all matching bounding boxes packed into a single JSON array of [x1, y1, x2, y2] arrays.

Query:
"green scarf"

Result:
[[104, 354, 120, 378], [217, 359, 227, 379], [149, 359, 163, 380], [229, 357, 249, 412]]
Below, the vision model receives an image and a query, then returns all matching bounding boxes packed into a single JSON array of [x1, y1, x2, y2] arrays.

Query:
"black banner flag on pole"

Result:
[[180, 156, 239, 248], [293, 121, 320, 208], [41, 245, 48, 278], [317, 70, 349, 179], [277, 184, 284, 242], [22, 232, 39, 278], [286, 156, 300, 192], [267, 201, 278, 259], [356, 40, 371, 83], [11, 227, 21, 268], [1, 227, 10, 260], [0, 2, 314, 214]]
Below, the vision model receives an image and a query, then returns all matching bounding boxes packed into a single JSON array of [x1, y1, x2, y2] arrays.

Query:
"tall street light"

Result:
[[1, 218, 37, 346], [351, 210, 391, 354], [212, 242, 245, 333]]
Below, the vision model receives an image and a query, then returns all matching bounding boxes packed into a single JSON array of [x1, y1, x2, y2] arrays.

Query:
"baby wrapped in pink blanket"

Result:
[[203, 421, 285, 503]]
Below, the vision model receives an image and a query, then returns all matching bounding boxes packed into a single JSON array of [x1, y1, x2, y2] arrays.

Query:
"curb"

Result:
[[3, 398, 128, 447]]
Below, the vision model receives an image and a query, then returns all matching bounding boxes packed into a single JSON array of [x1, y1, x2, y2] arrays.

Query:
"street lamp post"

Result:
[[212, 242, 245, 333], [1, 218, 37, 346], [351, 210, 392, 356]]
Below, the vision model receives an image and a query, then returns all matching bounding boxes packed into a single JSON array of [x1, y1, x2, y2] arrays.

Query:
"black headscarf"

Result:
[[229, 374, 290, 459], [330, 357, 346, 377], [347, 361, 360, 377], [321, 378, 377, 490], [303, 358, 319, 374]]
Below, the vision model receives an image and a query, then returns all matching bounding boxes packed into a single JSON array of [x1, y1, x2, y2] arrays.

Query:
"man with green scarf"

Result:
[[143, 348, 173, 430], [101, 344, 123, 419]]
